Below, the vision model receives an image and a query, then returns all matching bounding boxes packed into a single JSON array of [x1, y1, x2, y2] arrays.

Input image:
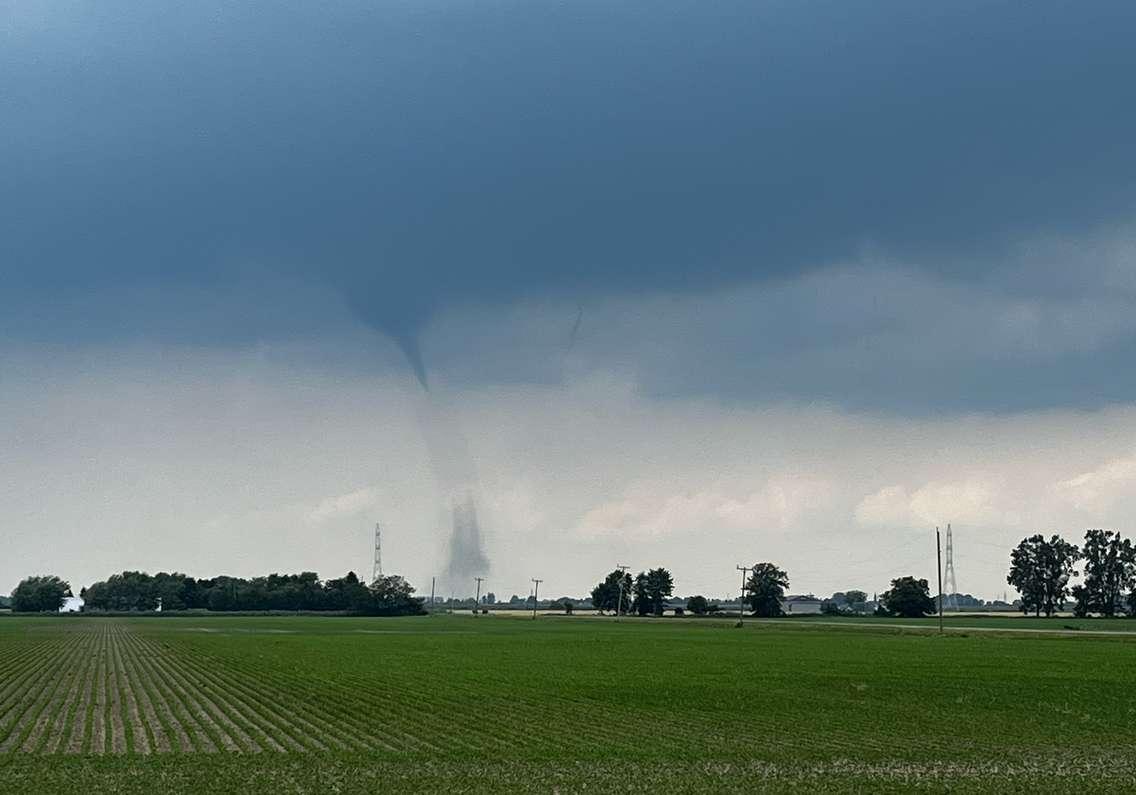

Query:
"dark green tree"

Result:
[[589, 569, 632, 614], [745, 563, 789, 617], [843, 589, 868, 607], [686, 595, 709, 615], [323, 571, 372, 612], [878, 576, 935, 618], [632, 572, 651, 616], [1007, 536, 1045, 615], [82, 571, 157, 611], [1073, 529, 1135, 617], [644, 567, 674, 616], [1007, 534, 1078, 617], [12, 575, 72, 613], [368, 574, 426, 616]]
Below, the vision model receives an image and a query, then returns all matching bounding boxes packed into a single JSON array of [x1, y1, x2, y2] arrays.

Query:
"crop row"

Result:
[[0, 622, 356, 754]]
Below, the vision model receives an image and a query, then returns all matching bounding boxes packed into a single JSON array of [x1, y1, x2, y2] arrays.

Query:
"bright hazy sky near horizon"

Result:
[[4, 2, 1136, 601]]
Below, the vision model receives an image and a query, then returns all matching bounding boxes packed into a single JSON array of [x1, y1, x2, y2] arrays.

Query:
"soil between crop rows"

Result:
[[0, 623, 343, 755]]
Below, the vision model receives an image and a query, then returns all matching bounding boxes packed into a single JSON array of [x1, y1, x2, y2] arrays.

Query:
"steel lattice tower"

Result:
[[943, 523, 958, 610], [372, 523, 383, 584]]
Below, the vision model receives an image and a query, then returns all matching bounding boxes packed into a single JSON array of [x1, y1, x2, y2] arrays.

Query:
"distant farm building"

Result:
[[781, 595, 823, 614]]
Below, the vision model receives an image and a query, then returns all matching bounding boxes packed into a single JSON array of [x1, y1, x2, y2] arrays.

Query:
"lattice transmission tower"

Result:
[[943, 523, 958, 610], [372, 523, 383, 584]]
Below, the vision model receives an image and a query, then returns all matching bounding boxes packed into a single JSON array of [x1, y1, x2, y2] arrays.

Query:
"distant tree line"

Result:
[[10, 575, 73, 613], [76, 571, 424, 615], [590, 567, 675, 615], [587, 562, 943, 619], [14, 528, 1134, 620], [1008, 529, 1136, 617]]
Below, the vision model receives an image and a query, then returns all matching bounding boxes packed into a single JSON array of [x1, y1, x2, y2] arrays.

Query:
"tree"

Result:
[[79, 569, 428, 614], [12, 575, 72, 613], [644, 567, 674, 616], [1007, 534, 1078, 617], [82, 571, 158, 611], [1074, 529, 1135, 617], [589, 569, 632, 614], [1007, 536, 1045, 616], [878, 576, 935, 618], [745, 563, 789, 617], [686, 595, 709, 615], [627, 568, 675, 616], [632, 572, 651, 616], [323, 571, 372, 612], [843, 590, 868, 607], [368, 575, 426, 616]]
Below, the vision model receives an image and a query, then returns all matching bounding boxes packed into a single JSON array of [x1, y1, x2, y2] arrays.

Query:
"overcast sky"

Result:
[[4, 1, 1136, 600]]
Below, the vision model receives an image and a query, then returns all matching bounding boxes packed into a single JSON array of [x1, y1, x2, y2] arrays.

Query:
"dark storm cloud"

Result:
[[3, 1, 1136, 406]]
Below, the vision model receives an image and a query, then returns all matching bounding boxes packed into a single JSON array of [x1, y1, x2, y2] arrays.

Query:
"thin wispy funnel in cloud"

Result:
[[341, 285, 489, 585], [394, 332, 430, 391], [567, 305, 584, 352], [396, 337, 490, 590]]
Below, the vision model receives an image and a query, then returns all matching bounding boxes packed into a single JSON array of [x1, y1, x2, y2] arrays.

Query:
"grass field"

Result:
[[762, 614, 1136, 633], [1, 614, 1135, 793]]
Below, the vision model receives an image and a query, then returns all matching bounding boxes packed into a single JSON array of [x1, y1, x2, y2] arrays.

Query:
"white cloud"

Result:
[[855, 479, 1021, 529], [307, 487, 380, 525], [579, 476, 833, 540], [853, 486, 911, 527], [1054, 454, 1136, 514]]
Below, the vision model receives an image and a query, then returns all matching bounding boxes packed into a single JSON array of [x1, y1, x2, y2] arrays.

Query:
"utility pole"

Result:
[[531, 579, 543, 620], [736, 565, 751, 627], [474, 577, 485, 614], [936, 527, 944, 635], [430, 576, 436, 609], [615, 564, 629, 619]]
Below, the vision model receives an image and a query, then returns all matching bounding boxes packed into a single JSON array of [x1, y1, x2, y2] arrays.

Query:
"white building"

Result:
[[781, 595, 823, 614]]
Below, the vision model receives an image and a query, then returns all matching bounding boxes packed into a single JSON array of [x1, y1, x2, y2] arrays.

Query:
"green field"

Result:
[[762, 614, 1136, 633], [1, 614, 1135, 793]]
